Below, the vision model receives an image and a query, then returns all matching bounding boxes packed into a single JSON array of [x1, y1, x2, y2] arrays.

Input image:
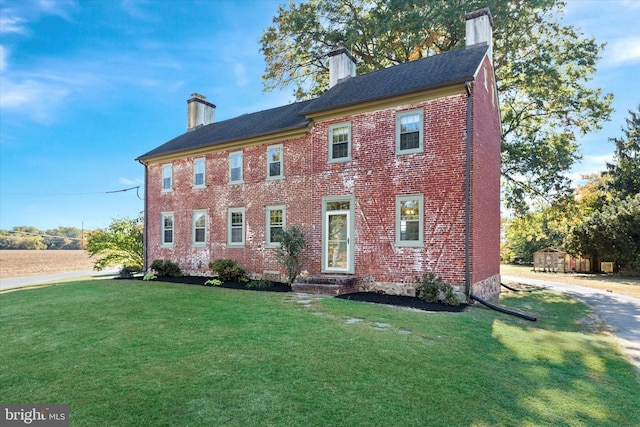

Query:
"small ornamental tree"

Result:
[[86, 216, 143, 272], [274, 226, 307, 286]]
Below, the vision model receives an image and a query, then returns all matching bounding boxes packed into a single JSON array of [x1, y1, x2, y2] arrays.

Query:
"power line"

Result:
[[1, 185, 142, 200]]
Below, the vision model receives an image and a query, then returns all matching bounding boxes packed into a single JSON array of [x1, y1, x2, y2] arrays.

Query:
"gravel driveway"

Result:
[[502, 275, 640, 373]]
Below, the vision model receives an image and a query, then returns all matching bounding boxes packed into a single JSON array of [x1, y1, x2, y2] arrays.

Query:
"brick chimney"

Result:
[[187, 93, 216, 131], [465, 8, 493, 64], [328, 43, 356, 88]]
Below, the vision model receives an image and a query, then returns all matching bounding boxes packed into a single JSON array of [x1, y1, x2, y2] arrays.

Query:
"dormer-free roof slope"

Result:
[[137, 44, 489, 162], [301, 44, 488, 115], [137, 100, 313, 160]]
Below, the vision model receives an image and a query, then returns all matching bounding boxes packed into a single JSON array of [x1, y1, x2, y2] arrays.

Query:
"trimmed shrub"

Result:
[[415, 272, 459, 306], [149, 259, 182, 277], [209, 259, 247, 282], [273, 226, 307, 285], [247, 279, 271, 289]]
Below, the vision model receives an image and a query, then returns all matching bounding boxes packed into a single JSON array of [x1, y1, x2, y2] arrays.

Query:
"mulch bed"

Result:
[[336, 292, 468, 312], [127, 275, 467, 311], [132, 275, 292, 292]]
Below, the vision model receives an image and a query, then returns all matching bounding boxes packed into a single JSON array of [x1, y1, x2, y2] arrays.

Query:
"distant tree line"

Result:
[[0, 226, 87, 250]]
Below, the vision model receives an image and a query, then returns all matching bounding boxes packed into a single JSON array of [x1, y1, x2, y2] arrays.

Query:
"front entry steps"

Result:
[[293, 275, 360, 296]]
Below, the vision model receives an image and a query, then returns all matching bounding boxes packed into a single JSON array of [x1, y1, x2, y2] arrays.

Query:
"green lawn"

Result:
[[1, 280, 638, 426]]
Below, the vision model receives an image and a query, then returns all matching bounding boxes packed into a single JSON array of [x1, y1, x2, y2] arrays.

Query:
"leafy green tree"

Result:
[[604, 104, 640, 200], [260, 0, 613, 213], [86, 216, 143, 271], [567, 194, 640, 271], [502, 208, 566, 263]]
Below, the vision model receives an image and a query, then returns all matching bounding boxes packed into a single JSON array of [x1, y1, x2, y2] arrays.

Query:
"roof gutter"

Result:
[[464, 81, 473, 302]]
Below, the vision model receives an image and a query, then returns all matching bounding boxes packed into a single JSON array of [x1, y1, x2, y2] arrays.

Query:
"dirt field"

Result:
[[0, 250, 96, 278], [501, 264, 640, 299]]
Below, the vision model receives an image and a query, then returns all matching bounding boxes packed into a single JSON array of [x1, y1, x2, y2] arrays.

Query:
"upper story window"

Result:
[[229, 151, 243, 183], [193, 158, 205, 188], [328, 122, 351, 162], [228, 207, 245, 246], [192, 210, 207, 246], [396, 109, 423, 155], [161, 212, 174, 247], [396, 194, 424, 247], [267, 144, 283, 179], [266, 205, 286, 247], [162, 164, 173, 191]]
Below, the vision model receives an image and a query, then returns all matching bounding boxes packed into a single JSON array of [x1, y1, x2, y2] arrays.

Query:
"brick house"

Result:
[[136, 9, 501, 302]]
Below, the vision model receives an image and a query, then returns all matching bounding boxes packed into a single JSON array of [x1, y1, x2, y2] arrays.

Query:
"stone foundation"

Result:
[[293, 275, 360, 295], [470, 274, 501, 302], [359, 280, 415, 296]]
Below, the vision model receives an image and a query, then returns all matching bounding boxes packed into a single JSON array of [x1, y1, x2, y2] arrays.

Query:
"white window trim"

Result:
[[162, 163, 173, 192], [192, 210, 207, 246], [266, 144, 284, 180], [161, 212, 174, 247], [229, 151, 244, 184], [395, 194, 424, 247], [193, 157, 206, 189], [328, 122, 352, 163], [228, 207, 246, 247], [265, 205, 286, 248], [395, 109, 424, 155]]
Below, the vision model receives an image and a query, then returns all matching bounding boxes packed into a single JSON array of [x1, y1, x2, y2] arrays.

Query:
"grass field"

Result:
[[0, 250, 94, 278], [1, 280, 638, 426]]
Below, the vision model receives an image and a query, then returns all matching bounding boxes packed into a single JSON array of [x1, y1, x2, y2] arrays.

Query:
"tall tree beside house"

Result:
[[260, 0, 613, 214], [604, 104, 640, 200], [86, 216, 144, 273]]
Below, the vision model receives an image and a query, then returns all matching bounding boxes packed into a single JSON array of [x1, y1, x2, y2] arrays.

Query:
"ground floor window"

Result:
[[192, 210, 207, 246], [161, 212, 174, 246], [266, 205, 285, 247], [396, 194, 424, 247], [228, 207, 245, 246]]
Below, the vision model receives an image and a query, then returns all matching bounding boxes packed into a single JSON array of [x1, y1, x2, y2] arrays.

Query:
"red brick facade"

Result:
[[142, 57, 501, 301]]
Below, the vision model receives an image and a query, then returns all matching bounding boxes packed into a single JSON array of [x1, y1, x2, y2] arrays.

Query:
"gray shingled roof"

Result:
[[300, 44, 488, 115], [137, 100, 313, 160], [137, 44, 488, 161]]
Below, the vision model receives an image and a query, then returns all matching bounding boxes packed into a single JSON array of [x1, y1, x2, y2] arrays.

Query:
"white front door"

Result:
[[324, 209, 351, 272]]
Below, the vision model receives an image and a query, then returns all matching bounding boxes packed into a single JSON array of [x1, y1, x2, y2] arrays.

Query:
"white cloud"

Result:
[[119, 177, 144, 186], [0, 15, 29, 34], [0, 76, 70, 124], [607, 36, 640, 65], [233, 62, 249, 87], [0, 45, 7, 72], [36, 0, 77, 21]]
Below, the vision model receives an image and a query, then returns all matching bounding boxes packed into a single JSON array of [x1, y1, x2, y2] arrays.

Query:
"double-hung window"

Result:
[[162, 164, 173, 191], [267, 144, 283, 179], [396, 110, 423, 154], [229, 151, 243, 183], [396, 194, 424, 247], [265, 205, 285, 247], [161, 212, 174, 246], [228, 208, 245, 246], [192, 210, 207, 246], [193, 158, 205, 188], [328, 122, 351, 162]]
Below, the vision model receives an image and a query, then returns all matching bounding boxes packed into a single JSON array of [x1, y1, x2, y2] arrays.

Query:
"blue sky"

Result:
[[1, 0, 639, 231]]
